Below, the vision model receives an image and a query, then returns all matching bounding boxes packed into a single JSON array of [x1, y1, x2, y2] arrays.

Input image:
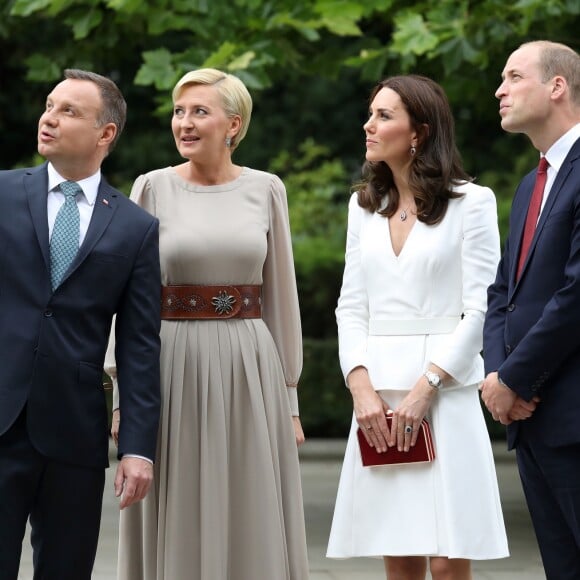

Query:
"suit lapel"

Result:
[[24, 163, 51, 273], [512, 139, 580, 293]]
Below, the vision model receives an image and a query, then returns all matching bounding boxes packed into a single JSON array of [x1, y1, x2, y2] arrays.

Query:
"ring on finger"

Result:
[[404, 425, 413, 434]]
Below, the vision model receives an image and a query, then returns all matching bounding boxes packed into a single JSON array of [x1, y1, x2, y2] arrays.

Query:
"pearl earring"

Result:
[[410, 146, 416, 156]]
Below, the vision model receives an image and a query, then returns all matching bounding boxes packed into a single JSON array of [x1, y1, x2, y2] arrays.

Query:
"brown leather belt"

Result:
[[161, 284, 262, 320]]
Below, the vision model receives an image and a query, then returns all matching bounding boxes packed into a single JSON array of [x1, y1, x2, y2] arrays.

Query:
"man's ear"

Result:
[[99, 123, 117, 148], [550, 75, 568, 101]]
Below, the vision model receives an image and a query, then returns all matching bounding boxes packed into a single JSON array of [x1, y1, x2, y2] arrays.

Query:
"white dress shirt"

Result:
[[540, 122, 580, 214]]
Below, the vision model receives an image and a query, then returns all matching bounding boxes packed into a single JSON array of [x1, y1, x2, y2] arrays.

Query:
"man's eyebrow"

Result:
[[503, 67, 522, 79]]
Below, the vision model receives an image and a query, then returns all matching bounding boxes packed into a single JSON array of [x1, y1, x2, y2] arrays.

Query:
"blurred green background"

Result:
[[3, 0, 578, 440]]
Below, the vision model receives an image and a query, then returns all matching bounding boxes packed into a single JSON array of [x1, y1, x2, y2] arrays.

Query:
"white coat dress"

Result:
[[327, 182, 509, 559]]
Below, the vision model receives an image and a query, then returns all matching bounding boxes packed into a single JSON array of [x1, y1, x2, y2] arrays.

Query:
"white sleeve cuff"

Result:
[[122, 453, 153, 464], [112, 377, 120, 410], [286, 386, 299, 416]]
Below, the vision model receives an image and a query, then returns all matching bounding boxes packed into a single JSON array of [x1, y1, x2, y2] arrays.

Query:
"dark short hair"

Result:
[[64, 69, 127, 152], [357, 74, 469, 224]]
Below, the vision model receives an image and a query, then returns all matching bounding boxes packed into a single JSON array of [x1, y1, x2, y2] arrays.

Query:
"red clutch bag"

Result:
[[357, 416, 435, 467]]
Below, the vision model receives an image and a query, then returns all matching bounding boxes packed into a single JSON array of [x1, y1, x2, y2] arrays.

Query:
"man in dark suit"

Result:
[[481, 41, 580, 579], [0, 69, 161, 579]]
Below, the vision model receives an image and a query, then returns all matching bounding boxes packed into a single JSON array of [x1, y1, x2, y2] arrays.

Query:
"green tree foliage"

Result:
[[8, 0, 579, 87], [2, 0, 579, 436], [271, 138, 348, 338], [5, 0, 578, 185]]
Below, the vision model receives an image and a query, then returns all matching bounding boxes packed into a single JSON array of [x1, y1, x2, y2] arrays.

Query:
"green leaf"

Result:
[[315, 1, 364, 36], [392, 12, 439, 55], [134, 48, 177, 90], [46, 0, 78, 14], [227, 51, 257, 71], [24, 53, 62, 81], [319, 14, 362, 36], [106, 0, 143, 12], [296, 26, 321, 41], [10, 0, 52, 17], [344, 47, 388, 67], [513, 0, 546, 7], [147, 11, 197, 35], [202, 42, 238, 68], [66, 7, 103, 39]]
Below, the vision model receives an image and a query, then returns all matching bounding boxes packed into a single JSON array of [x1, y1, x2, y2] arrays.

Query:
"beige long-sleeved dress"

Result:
[[105, 166, 309, 579]]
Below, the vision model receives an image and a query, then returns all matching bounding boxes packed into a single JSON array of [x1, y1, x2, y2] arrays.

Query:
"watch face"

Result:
[[426, 371, 441, 388]]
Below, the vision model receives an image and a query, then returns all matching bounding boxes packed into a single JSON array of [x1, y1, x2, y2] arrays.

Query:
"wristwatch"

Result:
[[424, 370, 442, 391]]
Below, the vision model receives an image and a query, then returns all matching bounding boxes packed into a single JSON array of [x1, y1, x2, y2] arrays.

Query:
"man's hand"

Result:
[[114, 456, 154, 510], [480, 371, 517, 425], [508, 396, 541, 422]]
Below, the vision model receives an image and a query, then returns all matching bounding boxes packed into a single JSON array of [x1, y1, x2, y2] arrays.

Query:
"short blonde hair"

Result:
[[520, 41, 580, 106], [172, 68, 253, 149]]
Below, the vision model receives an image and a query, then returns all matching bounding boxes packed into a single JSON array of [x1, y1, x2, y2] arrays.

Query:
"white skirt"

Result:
[[326, 385, 509, 560]]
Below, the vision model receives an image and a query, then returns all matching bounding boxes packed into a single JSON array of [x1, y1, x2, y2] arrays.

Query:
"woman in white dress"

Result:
[[106, 69, 309, 579], [327, 75, 511, 579]]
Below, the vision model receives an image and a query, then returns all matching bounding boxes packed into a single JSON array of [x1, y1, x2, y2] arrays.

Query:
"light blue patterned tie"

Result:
[[50, 180, 81, 290]]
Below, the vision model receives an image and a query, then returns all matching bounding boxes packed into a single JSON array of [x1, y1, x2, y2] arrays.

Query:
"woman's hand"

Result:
[[348, 367, 391, 453], [392, 376, 437, 452], [111, 409, 120, 447], [292, 416, 305, 447]]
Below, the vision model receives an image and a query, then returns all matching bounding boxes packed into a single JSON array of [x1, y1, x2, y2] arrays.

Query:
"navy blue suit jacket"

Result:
[[484, 138, 580, 449], [0, 163, 161, 468]]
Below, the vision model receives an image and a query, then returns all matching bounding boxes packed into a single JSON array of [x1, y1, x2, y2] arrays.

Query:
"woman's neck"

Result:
[[176, 160, 241, 186]]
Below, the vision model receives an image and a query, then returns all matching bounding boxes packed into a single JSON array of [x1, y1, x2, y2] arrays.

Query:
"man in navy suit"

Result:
[[0, 69, 161, 579], [481, 41, 580, 579]]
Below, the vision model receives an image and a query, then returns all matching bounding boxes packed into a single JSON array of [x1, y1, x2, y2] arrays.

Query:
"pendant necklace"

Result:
[[399, 202, 413, 221]]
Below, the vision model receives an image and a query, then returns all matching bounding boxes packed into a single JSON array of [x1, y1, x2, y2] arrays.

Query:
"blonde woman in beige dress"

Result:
[[105, 69, 309, 580]]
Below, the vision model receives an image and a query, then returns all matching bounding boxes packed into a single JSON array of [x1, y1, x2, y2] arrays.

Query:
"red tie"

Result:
[[517, 157, 549, 279]]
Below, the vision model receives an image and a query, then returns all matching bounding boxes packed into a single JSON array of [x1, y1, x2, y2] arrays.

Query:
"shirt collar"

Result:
[[47, 162, 101, 206], [544, 123, 580, 172]]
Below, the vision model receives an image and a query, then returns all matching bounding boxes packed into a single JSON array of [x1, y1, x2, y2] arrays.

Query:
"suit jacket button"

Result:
[[507, 304, 516, 312], [44, 310, 53, 317]]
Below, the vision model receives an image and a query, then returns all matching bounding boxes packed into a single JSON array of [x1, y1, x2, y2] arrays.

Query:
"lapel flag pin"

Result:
[[102, 198, 109, 206]]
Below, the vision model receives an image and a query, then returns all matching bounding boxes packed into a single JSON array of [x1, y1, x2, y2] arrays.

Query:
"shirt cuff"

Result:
[[122, 453, 153, 464], [112, 377, 119, 409], [286, 386, 299, 416]]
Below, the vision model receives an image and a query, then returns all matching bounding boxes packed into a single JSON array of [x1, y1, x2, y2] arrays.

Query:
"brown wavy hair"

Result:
[[356, 75, 471, 225]]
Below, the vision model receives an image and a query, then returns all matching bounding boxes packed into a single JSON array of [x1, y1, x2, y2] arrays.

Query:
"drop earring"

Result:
[[225, 136, 232, 148]]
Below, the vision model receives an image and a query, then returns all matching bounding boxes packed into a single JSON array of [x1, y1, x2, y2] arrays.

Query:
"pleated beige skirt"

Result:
[[117, 318, 309, 580]]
